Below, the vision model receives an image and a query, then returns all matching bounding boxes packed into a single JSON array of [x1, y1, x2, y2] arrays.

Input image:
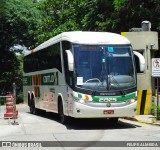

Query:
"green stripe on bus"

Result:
[[23, 76, 32, 86], [92, 92, 136, 102], [75, 92, 136, 103]]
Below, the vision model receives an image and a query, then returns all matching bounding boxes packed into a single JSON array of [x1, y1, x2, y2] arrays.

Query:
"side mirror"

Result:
[[133, 51, 145, 72], [65, 50, 74, 71]]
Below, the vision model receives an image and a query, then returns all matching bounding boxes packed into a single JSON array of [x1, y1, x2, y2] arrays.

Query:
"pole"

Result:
[[157, 78, 159, 120], [12, 82, 18, 125], [13, 82, 16, 124]]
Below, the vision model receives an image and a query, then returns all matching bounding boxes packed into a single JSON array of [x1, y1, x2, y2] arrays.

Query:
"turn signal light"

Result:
[[85, 95, 89, 100]]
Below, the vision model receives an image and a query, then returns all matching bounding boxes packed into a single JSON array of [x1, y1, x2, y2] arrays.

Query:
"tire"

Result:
[[30, 95, 37, 115], [109, 118, 119, 124], [28, 93, 31, 107], [58, 99, 68, 124]]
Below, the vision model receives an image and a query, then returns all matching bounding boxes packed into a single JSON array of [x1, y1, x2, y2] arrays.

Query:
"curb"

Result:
[[123, 117, 138, 122], [123, 117, 160, 126]]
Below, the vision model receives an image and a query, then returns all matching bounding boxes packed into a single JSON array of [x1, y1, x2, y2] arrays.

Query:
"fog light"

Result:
[[130, 99, 135, 103], [126, 98, 136, 104]]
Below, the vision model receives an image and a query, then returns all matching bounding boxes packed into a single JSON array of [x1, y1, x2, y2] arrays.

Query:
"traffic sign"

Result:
[[152, 58, 160, 77]]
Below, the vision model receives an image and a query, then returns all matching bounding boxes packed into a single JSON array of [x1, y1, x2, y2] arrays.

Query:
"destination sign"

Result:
[[80, 46, 98, 51]]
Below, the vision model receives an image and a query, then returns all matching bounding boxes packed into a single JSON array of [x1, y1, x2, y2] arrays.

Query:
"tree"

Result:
[[1, 0, 160, 94], [35, 0, 82, 44], [0, 0, 42, 94], [95, 0, 160, 33], [35, 0, 102, 44], [0, 51, 20, 94], [0, 0, 41, 51]]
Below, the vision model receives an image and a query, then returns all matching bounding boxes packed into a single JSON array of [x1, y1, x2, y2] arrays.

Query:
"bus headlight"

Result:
[[130, 99, 136, 103], [73, 95, 91, 104], [126, 98, 137, 104]]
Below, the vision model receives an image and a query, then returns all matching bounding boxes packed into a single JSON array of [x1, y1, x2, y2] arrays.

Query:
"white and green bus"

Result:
[[23, 31, 145, 124]]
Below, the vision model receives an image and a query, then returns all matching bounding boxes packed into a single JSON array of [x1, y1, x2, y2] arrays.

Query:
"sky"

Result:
[[10, 45, 28, 55]]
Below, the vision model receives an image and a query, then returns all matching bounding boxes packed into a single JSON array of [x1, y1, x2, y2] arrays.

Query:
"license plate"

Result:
[[103, 110, 114, 114]]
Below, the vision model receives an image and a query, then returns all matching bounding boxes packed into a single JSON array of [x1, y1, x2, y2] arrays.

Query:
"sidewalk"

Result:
[[125, 115, 160, 126]]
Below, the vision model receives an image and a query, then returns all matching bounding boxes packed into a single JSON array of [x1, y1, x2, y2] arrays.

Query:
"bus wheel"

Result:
[[30, 96, 37, 115], [58, 99, 68, 124], [109, 118, 119, 124], [28, 93, 30, 107]]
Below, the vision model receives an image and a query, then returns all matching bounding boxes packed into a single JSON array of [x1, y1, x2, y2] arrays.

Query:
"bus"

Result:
[[23, 31, 145, 124]]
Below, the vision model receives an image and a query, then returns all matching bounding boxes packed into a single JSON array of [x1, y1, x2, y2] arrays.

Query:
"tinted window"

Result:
[[24, 43, 62, 73]]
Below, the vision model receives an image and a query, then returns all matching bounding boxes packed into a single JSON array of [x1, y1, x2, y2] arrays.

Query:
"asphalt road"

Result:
[[0, 104, 160, 150]]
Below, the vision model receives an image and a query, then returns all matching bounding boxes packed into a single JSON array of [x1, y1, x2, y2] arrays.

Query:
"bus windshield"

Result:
[[73, 44, 136, 92]]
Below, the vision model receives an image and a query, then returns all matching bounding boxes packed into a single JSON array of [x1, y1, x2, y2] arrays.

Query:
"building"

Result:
[[121, 21, 159, 115]]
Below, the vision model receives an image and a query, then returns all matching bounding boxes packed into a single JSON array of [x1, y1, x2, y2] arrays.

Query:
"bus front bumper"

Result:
[[70, 101, 137, 118]]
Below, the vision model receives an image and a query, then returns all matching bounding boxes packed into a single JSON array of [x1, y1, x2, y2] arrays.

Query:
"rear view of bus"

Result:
[[23, 32, 145, 124]]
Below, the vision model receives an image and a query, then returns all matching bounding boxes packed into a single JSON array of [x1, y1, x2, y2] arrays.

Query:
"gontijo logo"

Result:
[[43, 75, 54, 83], [42, 72, 58, 85]]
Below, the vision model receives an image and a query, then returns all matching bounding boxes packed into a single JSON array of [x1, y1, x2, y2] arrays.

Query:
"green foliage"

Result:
[[0, 0, 41, 94], [0, 0, 5, 13], [113, 0, 128, 11], [0, 97, 5, 105], [0, 93, 24, 105], [0, 51, 20, 94], [1, 0, 160, 47], [16, 92, 23, 104], [1, 1, 160, 51], [79, 0, 160, 33], [1, 0, 160, 96], [150, 103, 160, 119], [0, 0, 41, 50], [112, 0, 160, 32], [14, 54, 24, 93], [35, 0, 83, 44]]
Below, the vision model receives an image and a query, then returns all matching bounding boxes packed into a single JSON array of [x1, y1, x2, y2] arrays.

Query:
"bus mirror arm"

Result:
[[133, 51, 145, 72], [65, 50, 74, 71]]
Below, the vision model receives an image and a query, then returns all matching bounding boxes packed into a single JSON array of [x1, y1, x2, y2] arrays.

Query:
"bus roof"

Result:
[[25, 31, 130, 56]]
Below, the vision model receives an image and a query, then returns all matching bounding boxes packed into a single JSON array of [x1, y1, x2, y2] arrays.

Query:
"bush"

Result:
[[16, 92, 24, 104], [150, 103, 160, 120], [0, 97, 5, 105], [0, 92, 23, 105]]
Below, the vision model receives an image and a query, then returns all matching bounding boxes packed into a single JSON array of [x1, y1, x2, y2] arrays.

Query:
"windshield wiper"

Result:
[[109, 75, 125, 96], [92, 90, 96, 96], [120, 89, 126, 96]]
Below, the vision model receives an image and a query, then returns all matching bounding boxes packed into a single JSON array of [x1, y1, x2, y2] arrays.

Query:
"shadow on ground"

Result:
[[27, 109, 141, 130]]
